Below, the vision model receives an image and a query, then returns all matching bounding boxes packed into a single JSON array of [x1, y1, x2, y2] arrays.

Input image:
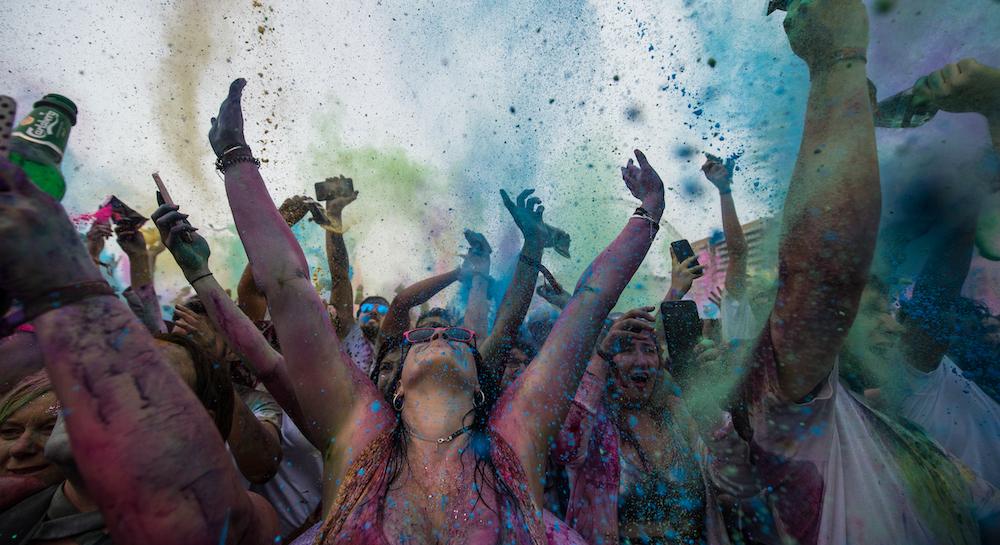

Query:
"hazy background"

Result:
[[2, 0, 998, 312]]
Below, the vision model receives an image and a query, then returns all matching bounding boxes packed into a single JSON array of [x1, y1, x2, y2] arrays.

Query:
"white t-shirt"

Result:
[[899, 355, 1000, 488], [250, 416, 324, 537], [749, 334, 999, 545], [720, 292, 757, 344]]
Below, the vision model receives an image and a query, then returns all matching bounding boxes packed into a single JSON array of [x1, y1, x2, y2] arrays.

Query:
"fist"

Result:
[[783, 0, 869, 71]]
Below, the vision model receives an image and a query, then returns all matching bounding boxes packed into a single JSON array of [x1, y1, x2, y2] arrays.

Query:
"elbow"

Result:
[[242, 448, 282, 484]]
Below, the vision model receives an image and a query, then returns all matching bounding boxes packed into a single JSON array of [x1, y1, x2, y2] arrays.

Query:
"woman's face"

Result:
[[611, 336, 662, 405], [0, 392, 62, 486], [376, 347, 403, 397], [399, 329, 479, 393]]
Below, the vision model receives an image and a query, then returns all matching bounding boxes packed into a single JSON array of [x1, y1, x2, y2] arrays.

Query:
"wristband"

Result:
[[1, 281, 115, 335], [215, 153, 260, 173], [187, 271, 214, 285], [631, 207, 660, 241], [825, 47, 867, 69]]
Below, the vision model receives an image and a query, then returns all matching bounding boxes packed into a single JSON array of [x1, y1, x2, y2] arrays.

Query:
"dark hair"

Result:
[[357, 296, 390, 318], [370, 335, 404, 385], [416, 307, 453, 327], [155, 333, 235, 441], [381, 337, 518, 521]]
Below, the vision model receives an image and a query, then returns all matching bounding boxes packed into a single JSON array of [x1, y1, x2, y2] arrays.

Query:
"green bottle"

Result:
[[9, 94, 78, 200]]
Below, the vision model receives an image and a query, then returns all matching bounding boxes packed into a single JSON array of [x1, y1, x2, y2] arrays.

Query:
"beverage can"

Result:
[[0, 96, 15, 158]]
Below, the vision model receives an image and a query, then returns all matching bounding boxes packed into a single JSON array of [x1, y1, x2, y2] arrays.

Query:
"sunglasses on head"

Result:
[[403, 327, 477, 348], [360, 303, 389, 315]]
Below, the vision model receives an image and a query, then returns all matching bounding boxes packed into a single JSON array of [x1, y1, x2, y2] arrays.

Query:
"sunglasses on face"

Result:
[[360, 303, 389, 315], [403, 327, 477, 348]]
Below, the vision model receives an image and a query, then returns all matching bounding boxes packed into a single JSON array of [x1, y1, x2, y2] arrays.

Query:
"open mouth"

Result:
[[627, 369, 652, 386]]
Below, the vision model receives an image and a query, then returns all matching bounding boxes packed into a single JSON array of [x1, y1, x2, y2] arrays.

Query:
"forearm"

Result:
[[228, 394, 282, 484], [128, 251, 165, 333], [381, 268, 461, 339], [35, 296, 254, 544], [719, 193, 748, 295], [325, 212, 355, 338], [480, 239, 544, 386], [223, 162, 358, 444], [772, 62, 881, 399], [192, 274, 304, 425], [237, 264, 268, 321], [462, 275, 490, 335]]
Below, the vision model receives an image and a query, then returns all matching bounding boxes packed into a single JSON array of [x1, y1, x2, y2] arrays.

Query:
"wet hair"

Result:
[[155, 333, 235, 441], [415, 307, 453, 327], [380, 336, 518, 522], [356, 296, 390, 318]]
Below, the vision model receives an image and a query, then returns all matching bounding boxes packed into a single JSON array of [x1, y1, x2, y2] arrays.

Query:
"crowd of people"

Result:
[[2, 1, 1000, 544]]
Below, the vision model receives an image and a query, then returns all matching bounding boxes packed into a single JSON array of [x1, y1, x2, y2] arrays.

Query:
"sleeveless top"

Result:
[[314, 425, 547, 545]]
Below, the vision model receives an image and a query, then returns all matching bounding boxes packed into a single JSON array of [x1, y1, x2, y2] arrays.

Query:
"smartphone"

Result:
[[315, 176, 354, 201], [0, 96, 15, 159], [670, 239, 700, 269], [661, 300, 702, 377], [766, 0, 789, 15]]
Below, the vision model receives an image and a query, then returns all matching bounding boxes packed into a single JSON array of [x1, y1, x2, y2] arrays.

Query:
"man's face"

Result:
[[358, 299, 389, 337]]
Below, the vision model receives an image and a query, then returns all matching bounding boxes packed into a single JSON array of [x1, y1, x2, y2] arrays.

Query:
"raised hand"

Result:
[[151, 203, 212, 283], [278, 195, 312, 226], [701, 153, 735, 192], [598, 306, 657, 358], [0, 158, 103, 303], [208, 78, 248, 157], [460, 229, 492, 280], [114, 222, 147, 258], [912, 59, 1000, 120], [500, 188, 547, 244], [783, 0, 869, 72], [536, 282, 570, 310], [669, 246, 704, 298], [86, 217, 113, 263], [620, 149, 665, 219]]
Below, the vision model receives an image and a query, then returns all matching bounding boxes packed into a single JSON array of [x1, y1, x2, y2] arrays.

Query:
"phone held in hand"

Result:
[[0, 96, 15, 159], [315, 176, 355, 202], [661, 300, 702, 378], [106, 195, 148, 230], [671, 239, 700, 269]]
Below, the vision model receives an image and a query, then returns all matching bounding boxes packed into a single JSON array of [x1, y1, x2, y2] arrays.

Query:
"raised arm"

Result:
[[236, 196, 312, 322], [0, 159, 275, 545], [478, 189, 547, 395], [702, 155, 748, 295], [210, 79, 381, 451], [321, 185, 360, 339], [116, 221, 165, 333], [766, 0, 880, 402], [495, 149, 665, 502], [459, 229, 492, 335], [380, 268, 462, 340]]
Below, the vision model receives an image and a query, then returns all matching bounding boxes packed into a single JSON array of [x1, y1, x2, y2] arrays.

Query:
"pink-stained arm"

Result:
[[719, 192, 748, 297], [191, 274, 307, 429], [494, 215, 658, 502], [553, 360, 606, 468], [222, 162, 385, 451], [35, 295, 277, 545], [767, 61, 881, 402]]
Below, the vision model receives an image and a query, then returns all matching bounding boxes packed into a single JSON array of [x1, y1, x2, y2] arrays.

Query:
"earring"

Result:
[[474, 390, 486, 408], [392, 392, 404, 411]]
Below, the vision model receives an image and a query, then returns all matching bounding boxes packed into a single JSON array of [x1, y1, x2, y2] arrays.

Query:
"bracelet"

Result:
[[187, 271, 214, 284], [1, 281, 116, 335], [827, 47, 867, 68], [631, 207, 660, 241], [215, 153, 260, 173], [220, 145, 249, 157]]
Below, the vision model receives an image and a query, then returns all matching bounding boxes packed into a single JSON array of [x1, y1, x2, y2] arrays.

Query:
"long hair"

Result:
[[380, 339, 521, 521], [155, 333, 235, 441]]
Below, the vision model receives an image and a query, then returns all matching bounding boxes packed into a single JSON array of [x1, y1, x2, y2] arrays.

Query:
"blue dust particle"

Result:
[[371, 400, 382, 412]]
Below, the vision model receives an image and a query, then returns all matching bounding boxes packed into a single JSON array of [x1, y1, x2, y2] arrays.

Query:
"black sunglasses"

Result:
[[403, 327, 477, 348]]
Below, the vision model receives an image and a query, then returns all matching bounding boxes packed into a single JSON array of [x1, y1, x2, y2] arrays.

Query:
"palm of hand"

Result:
[[209, 78, 249, 157], [500, 188, 547, 242]]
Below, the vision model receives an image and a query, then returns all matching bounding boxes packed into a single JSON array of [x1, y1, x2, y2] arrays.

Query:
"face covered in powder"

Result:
[[357, 297, 390, 339], [398, 327, 480, 398], [610, 333, 663, 406]]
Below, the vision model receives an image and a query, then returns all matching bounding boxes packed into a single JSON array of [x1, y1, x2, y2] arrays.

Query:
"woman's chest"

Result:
[[381, 480, 505, 545]]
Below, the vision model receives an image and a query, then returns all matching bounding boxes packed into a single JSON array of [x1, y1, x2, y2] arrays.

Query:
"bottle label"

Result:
[[12, 106, 71, 158]]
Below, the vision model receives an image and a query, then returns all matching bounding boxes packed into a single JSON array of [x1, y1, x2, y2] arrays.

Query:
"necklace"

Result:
[[405, 423, 473, 444]]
